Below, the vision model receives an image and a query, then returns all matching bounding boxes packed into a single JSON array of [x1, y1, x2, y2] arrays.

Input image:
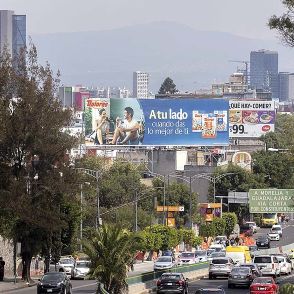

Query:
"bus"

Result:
[[261, 213, 278, 227]]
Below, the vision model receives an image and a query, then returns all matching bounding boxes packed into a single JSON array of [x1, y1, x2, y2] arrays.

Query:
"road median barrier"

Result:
[[127, 262, 209, 294]]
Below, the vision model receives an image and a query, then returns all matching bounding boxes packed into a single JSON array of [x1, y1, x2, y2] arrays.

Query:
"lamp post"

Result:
[[80, 182, 90, 251], [75, 168, 104, 229]]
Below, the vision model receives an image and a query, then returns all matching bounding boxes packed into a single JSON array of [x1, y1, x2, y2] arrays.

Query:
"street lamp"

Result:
[[75, 168, 104, 229], [79, 182, 90, 251]]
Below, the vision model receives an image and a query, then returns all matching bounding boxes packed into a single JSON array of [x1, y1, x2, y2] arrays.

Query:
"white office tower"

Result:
[[133, 71, 149, 98]]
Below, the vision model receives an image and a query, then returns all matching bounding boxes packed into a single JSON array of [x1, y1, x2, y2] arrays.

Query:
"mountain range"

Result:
[[32, 21, 294, 92]]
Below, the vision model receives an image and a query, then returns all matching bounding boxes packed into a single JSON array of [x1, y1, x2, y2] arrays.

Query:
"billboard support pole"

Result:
[[189, 177, 192, 229]]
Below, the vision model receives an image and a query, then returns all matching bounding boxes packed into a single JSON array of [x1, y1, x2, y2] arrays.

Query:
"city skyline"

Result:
[[1, 0, 285, 41]]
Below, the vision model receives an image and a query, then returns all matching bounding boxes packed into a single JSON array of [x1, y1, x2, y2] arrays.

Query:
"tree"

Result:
[[158, 77, 178, 94], [0, 45, 78, 281], [83, 224, 140, 294], [222, 213, 238, 238], [268, 0, 294, 47], [199, 223, 216, 238], [212, 217, 225, 236]]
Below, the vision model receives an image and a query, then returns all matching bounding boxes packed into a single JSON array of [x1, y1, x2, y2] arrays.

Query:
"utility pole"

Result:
[[80, 183, 83, 251], [189, 176, 192, 229]]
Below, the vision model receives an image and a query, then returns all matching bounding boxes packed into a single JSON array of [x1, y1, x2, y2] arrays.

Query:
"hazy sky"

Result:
[[2, 0, 286, 40]]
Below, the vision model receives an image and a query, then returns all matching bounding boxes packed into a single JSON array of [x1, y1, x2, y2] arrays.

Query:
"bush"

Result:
[[279, 283, 294, 294]]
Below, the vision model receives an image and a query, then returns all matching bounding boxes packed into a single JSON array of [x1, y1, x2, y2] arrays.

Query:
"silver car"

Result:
[[58, 258, 75, 278], [209, 257, 234, 279], [71, 260, 91, 279], [154, 256, 176, 271]]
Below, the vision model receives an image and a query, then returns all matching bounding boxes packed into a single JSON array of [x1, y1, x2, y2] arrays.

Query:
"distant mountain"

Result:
[[32, 21, 294, 92]]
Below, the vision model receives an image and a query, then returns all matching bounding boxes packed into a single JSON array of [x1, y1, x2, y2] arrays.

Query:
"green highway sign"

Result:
[[249, 189, 294, 213]]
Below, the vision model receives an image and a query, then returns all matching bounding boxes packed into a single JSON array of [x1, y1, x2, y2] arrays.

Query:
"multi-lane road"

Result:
[[7, 221, 294, 294]]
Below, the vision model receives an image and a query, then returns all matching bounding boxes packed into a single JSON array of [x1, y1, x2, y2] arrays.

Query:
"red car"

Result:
[[250, 277, 279, 294]]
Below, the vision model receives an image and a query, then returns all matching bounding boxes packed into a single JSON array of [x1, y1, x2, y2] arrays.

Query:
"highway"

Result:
[[7, 221, 294, 294]]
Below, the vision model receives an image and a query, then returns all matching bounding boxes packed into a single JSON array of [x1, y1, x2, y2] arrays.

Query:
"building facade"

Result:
[[133, 71, 149, 98], [279, 72, 289, 102], [250, 49, 278, 99], [0, 10, 26, 58]]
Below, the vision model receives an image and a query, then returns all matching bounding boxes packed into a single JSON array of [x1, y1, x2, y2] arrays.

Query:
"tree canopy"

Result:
[[158, 77, 178, 94], [269, 0, 294, 47]]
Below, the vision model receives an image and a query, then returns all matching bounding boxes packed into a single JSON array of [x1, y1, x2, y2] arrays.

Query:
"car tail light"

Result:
[[156, 280, 161, 286]]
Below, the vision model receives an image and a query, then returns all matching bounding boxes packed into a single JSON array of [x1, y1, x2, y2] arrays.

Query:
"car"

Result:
[[207, 249, 216, 257], [71, 260, 91, 279], [195, 287, 226, 293], [239, 224, 254, 236], [179, 252, 199, 265], [58, 258, 75, 278], [208, 257, 234, 279], [162, 250, 176, 262], [228, 266, 254, 288], [207, 251, 226, 261], [271, 225, 282, 237], [267, 229, 280, 241], [195, 250, 208, 262], [214, 236, 227, 245], [271, 254, 292, 275], [253, 255, 280, 277], [156, 272, 188, 294], [249, 277, 279, 294], [246, 222, 258, 233], [248, 245, 258, 258], [154, 256, 177, 271], [256, 235, 270, 249], [209, 244, 225, 252], [37, 272, 72, 294], [239, 263, 262, 278]]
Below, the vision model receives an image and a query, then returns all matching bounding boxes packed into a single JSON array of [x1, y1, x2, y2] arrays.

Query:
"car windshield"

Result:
[[211, 252, 225, 258], [240, 264, 256, 270], [60, 259, 73, 264], [41, 274, 64, 283], [211, 259, 228, 264], [254, 257, 271, 263], [181, 252, 195, 258], [76, 261, 90, 268], [161, 274, 181, 280], [157, 257, 172, 263], [249, 246, 257, 251], [263, 213, 276, 219], [195, 251, 206, 256], [231, 267, 249, 274], [257, 236, 268, 240], [207, 249, 215, 256], [253, 277, 273, 284], [271, 227, 280, 231]]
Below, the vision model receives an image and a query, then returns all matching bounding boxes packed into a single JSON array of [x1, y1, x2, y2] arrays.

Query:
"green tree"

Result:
[[212, 217, 225, 236], [269, 0, 294, 47], [158, 77, 178, 94], [146, 225, 179, 250], [199, 223, 216, 238], [83, 224, 140, 294], [0, 45, 77, 281], [222, 213, 237, 238]]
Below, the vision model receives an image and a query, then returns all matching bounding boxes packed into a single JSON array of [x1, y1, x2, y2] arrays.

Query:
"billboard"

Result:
[[249, 189, 294, 213], [84, 98, 229, 146], [229, 100, 275, 138]]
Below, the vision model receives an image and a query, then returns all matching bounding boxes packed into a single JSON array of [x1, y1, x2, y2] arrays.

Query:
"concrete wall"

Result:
[[0, 236, 14, 276]]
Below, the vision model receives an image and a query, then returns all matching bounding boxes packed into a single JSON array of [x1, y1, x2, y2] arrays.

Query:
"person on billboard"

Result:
[[95, 108, 110, 145], [111, 106, 140, 145]]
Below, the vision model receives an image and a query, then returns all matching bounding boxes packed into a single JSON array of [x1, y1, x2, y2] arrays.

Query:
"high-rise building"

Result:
[[133, 71, 149, 98], [289, 74, 294, 101], [0, 10, 26, 58], [278, 72, 290, 102], [250, 50, 278, 98]]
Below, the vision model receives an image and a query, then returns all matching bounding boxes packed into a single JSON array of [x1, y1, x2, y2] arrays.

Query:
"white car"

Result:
[[271, 225, 283, 237], [273, 255, 292, 275], [195, 250, 208, 262], [179, 252, 200, 265], [58, 258, 75, 278], [71, 260, 91, 279], [268, 230, 280, 241], [253, 255, 280, 277], [246, 221, 258, 233], [154, 256, 176, 271]]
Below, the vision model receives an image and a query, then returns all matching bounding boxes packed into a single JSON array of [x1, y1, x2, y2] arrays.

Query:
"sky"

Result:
[[1, 0, 286, 40]]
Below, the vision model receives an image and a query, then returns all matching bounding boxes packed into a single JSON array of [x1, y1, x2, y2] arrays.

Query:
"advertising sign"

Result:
[[84, 98, 229, 146], [229, 100, 275, 138], [249, 189, 294, 213]]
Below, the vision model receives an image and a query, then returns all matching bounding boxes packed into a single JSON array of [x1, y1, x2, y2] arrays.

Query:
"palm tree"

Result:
[[83, 224, 140, 294]]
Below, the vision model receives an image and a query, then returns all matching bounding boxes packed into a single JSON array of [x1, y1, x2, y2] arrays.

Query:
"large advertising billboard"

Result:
[[84, 98, 229, 146], [229, 100, 275, 138], [249, 189, 294, 213]]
